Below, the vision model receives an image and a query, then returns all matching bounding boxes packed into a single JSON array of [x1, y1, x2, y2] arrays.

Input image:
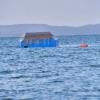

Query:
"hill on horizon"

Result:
[[0, 24, 100, 37]]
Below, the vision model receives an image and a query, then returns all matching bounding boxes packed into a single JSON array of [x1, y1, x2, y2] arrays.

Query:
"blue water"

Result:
[[0, 35, 100, 100]]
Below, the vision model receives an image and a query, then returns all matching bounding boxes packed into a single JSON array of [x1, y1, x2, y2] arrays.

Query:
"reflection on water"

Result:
[[0, 35, 100, 99]]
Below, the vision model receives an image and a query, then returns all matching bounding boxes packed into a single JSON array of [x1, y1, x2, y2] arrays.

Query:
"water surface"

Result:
[[0, 35, 100, 100]]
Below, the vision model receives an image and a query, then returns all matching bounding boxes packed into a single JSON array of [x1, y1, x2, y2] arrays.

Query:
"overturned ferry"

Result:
[[19, 32, 58, 48]]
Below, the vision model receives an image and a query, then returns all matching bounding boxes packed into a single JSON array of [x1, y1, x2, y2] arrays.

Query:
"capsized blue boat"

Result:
[[19, 32, 58, 48]]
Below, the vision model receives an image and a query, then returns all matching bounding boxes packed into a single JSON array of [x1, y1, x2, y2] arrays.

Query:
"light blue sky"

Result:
[[0, 0, 100, 26]]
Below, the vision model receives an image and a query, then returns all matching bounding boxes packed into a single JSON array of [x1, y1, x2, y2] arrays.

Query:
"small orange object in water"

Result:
[[80, 44, 88, 48]]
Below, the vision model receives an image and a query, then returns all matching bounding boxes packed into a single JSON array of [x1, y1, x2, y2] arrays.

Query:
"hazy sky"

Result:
[[0, 0, 100, 26]]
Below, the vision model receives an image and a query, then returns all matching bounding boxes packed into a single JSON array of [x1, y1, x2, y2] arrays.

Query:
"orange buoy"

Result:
[[80, 44, 88, 48]]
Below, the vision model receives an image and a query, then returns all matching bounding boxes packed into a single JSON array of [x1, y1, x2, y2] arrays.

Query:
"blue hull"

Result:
[[19, 39, 58, 48]]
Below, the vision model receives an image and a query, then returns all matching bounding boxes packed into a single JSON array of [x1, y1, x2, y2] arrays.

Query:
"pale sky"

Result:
[[0, 0, 100, 26]]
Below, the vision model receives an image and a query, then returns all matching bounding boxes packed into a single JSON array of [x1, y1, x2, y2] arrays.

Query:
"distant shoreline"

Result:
[[0, 24, 100, 37]]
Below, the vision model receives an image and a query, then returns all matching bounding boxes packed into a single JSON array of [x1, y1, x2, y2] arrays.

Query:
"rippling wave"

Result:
[[0, 35, 100, 100]]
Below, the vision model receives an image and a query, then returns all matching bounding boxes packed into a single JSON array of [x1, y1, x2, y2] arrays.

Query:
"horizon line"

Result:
[[0, 23, 100, 27]]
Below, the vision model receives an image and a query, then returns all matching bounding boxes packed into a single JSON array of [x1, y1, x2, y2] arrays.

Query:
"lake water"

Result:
[[0, 35, 100, 100]]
